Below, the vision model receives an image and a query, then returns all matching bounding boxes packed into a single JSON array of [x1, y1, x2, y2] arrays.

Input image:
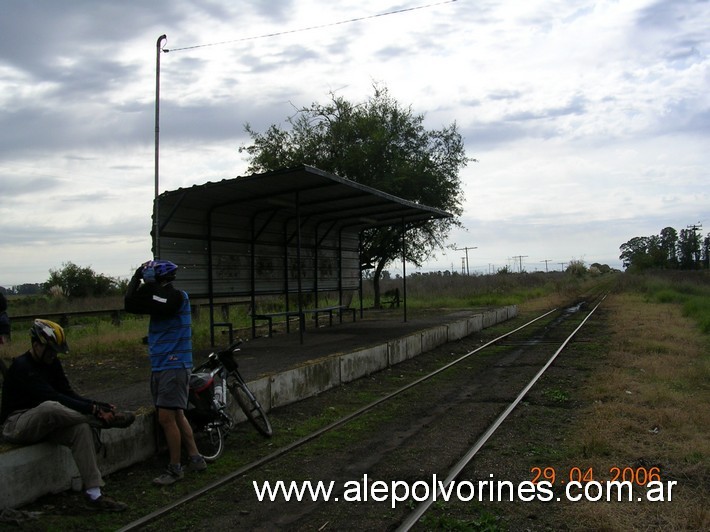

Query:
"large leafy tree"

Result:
[[239, 85, 470, 306], [619, 236, 652, 271]]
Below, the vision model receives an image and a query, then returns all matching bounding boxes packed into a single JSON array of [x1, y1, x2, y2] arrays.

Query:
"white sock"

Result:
[[86, 487, 102, 500]]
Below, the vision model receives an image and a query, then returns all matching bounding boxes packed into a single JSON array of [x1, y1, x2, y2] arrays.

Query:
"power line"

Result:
[[454, 245, 477, 275], [510, 255, 528, 273], [165, 0, 458, 53]]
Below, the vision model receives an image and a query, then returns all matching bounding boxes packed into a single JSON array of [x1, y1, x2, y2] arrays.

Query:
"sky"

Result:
[[1, 0, 708, 286]]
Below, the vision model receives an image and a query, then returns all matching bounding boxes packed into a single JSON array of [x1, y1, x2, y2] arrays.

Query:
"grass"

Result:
[[1, 271, 603, 364], [551, 275, 710, 529], [413, 270, 710, 530]]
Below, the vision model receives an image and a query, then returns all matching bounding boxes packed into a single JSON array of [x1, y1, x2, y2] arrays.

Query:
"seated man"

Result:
[[0, 319, 135, 511]]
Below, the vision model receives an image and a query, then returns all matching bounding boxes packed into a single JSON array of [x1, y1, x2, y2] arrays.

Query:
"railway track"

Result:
[[119, 293, 607, 530]]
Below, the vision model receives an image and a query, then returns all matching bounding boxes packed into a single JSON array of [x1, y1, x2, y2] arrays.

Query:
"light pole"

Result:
[[154, 34, 167, 259]]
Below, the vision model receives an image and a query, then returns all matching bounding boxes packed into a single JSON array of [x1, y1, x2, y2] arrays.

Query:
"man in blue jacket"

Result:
[[0, 319, 134, 511], [124, 260, 206, 485]]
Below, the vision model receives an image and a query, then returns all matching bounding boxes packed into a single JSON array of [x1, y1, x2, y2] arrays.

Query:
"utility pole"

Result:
[[558, 262, 566, 272], [541, 259, 552, 273], [455, 246, 477, 275], [154, 34, 167, 259], [511, 255, 528, 273], [687, 222, 703, 268]]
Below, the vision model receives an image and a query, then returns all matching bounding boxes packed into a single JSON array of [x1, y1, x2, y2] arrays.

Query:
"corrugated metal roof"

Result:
[[157, 165, 452, 232]]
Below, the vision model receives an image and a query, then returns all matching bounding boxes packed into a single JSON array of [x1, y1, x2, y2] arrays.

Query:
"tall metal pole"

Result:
[[401, 218, 407, 323], [154, 34, 167, 259], [455, 246, 477, 275]]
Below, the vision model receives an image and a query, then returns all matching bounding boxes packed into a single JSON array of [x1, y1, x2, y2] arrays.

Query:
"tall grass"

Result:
[[616, 270, 710, 333], [560, 277, 710, 530], [1, 271, 614, 363]]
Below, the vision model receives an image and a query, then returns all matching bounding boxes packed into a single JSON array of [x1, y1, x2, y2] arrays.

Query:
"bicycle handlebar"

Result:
[[214, 338, 243, 355], [194, 338, 243, 373]]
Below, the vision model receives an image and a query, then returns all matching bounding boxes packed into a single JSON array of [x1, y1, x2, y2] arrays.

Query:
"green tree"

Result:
[[619, 236, 652, 271], [677, 228, 700, 269], [240, 85, 470, 306], [659, 226, 679, 268], [44, 262, 120, 298]]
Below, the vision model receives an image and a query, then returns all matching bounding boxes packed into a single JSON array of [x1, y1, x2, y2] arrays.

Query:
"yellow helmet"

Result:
[[30, 319, 69, 353]]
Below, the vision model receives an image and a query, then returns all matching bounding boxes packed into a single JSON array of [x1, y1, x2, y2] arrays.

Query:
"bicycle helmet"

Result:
[[30, 319, 69, 353], [143, 260, 178, 282]]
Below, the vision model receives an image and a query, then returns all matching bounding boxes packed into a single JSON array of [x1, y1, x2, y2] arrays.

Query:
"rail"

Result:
[[8, 299, 251, 327], [117, 306, 560, 531], [396, 294, 607, 530]]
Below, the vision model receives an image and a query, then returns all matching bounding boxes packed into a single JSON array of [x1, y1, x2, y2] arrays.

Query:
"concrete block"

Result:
[[468, 314, 483, 334], [447, 319, 468, 341], [0, 443, 77, 509], [422, 325, 448, 352], [405, 333, 422, 358], [340, 344, 388, 383], [98, 415, 156, 474], [482, 309, 496, 328], [388, 337, 408, 366], [270, 358, 340, 408]]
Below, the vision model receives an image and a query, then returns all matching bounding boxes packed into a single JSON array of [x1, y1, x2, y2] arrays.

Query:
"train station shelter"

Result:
[[152, 165, 452, 344]]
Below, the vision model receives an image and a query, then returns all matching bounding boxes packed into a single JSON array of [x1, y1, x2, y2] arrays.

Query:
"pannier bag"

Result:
[[189, 372, 215, 413]]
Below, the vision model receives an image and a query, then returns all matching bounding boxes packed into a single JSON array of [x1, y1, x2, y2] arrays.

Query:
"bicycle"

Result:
[[186, 339, 273, 462]]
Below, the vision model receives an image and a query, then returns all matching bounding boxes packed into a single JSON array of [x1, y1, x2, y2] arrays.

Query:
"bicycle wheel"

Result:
[[228, 380, 273, 437], [192, 422, 225, 462]]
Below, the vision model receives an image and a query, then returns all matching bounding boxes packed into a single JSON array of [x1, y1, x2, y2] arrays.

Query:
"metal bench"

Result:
[[254, 306, 356, 337], [310, 305, 357, 327], [253, 310, 304, 337]]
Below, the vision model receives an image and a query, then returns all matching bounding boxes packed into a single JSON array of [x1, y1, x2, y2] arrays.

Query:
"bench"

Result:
[[211, 321, 235, 344], [310, 305, 357, 327], [254, 306, 356, 337], [253, 310, 304, 338], [382, 288, 401, 308]]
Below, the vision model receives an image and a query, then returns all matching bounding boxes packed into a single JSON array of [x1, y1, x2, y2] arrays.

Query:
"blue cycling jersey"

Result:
[[147, 290, 193, 371]]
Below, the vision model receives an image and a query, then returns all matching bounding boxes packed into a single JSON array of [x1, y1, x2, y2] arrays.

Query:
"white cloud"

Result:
[[1, 0, 709, 286]]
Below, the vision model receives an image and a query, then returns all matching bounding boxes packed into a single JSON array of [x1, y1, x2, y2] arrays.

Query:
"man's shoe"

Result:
[[85, 494, 128, 512], [153, 464, 184, 486], [187, 455, 207, 472], [103, 411, 136, 429]]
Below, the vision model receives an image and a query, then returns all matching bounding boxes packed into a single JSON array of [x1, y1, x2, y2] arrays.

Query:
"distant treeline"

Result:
[[0, 283, 43, 296], [620, 225, 709, 271], [2, 262, 127, 298]]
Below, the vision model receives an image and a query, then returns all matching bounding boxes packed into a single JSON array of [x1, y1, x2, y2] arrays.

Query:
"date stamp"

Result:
[[530, 466, 663, 486], [529, 465, 677, 502]]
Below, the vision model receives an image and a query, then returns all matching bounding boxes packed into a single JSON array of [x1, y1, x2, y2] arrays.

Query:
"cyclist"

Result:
[[0, 319, 134, 511], [124, 260, 207, 485]]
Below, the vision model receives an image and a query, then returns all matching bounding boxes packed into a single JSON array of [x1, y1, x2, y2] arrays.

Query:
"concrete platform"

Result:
[[0, 305, 517, 510]]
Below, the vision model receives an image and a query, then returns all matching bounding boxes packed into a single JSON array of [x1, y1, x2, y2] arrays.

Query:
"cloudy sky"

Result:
[[1, 0, 708, 286]]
